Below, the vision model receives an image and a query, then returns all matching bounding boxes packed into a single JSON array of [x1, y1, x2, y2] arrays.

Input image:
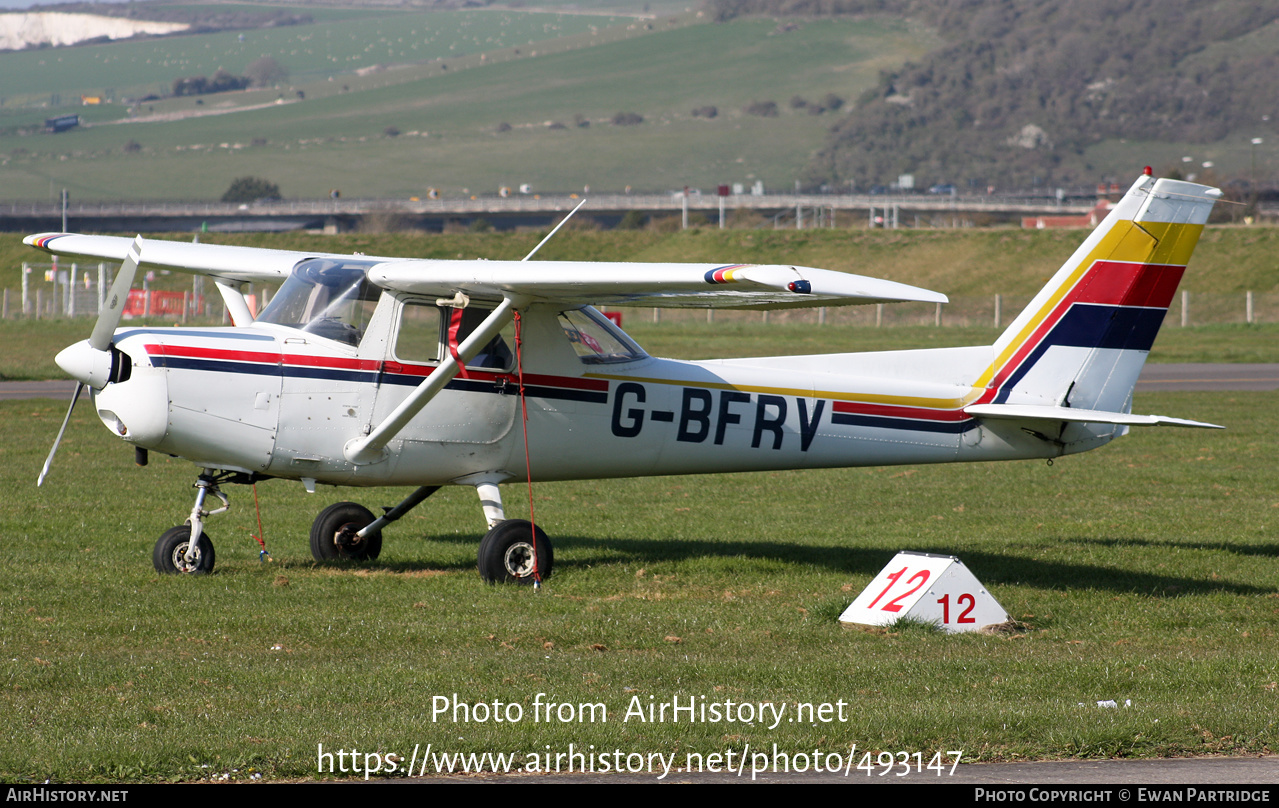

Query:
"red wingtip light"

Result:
[[1143, 166, 1153, 176]]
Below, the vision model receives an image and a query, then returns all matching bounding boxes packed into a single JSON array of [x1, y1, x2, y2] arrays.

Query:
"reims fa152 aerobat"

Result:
[[30, 171, 1222, 584]]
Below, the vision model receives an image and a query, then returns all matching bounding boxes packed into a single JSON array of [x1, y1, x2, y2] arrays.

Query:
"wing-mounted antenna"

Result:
[[521, 198, 588, 262]]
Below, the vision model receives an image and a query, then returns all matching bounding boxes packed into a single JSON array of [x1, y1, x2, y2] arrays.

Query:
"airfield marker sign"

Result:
[[840, 551, 1008, 633]]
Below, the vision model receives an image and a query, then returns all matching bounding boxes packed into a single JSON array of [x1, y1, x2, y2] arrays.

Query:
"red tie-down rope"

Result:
[[512, 310, 540, 587]]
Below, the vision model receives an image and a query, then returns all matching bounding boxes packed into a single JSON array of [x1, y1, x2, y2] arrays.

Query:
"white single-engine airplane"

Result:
[[30, 171, 1222, 583]]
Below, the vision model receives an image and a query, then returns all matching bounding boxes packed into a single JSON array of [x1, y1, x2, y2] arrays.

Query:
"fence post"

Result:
[[935, 302, 942, 327], [21, 262, 29, 315], [652, 307, 660, 324], [761, 310, 769, 324], [68, 263, 77, 317], [818, 306, 826, 326], [182, 292, 189, 324], [875, 303, 883, 327], [3, 289, 8, 319], [1180, 290, 1189, 327], [706, 308, 714, 324], [36, 288, 42, 320], [1246, 291, 1253, 324], [994, 294, 1001, 328], [98, 263, 106, 313]]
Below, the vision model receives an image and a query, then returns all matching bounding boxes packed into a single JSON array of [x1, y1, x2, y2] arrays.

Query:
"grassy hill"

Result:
[[0, 5, 938, 200]]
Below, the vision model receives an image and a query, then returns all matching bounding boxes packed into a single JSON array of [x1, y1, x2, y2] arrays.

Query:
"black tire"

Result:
[[477, 519, 552, 585], [153, 526, 215, 575], [310, 502, 382, 561]]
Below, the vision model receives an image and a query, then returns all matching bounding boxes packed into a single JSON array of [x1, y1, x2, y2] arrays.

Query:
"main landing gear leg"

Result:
[[153, 469, 229, 575], [473, 480, 552, 586]]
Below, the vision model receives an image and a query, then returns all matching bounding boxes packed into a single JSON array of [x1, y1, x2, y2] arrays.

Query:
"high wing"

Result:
[[369, 260, 947, 309], [26, 232, 946, 310], [24, 233, 361, 284]]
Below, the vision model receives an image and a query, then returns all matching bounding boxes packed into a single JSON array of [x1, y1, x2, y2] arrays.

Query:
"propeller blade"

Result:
[[89, 235, 144, 352], [37, 382, 85, 487]]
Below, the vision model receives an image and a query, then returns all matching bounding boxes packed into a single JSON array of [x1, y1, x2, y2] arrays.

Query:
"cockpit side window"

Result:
[[257, 258, 380, 347], [444, 305, 515, 371]]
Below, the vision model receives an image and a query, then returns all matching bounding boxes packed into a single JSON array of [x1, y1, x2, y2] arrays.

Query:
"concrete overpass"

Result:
[[0, 192, 1111, 233]]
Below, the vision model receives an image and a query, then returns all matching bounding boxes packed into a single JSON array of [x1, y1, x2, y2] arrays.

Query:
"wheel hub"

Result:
[[503, 542, 536, 577], [170, 542, 202, 574], [334, 523, 365, 551]]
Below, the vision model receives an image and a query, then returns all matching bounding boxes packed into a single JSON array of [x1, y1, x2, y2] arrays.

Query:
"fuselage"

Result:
[[93, 296, 1092, 491]]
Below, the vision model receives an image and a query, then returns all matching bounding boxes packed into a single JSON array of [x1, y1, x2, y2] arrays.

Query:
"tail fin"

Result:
[[973, 172, 1219, 413]]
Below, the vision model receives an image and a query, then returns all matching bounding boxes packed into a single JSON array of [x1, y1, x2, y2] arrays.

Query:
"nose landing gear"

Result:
[[152, 470, 252, 575]]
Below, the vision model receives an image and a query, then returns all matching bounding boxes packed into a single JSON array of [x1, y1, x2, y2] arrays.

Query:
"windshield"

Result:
[[257, 258, 381, 346], [558, 307, 646, 364]]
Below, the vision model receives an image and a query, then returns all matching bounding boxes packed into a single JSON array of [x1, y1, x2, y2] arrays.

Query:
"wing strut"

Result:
[[214, 280, 255, 326], [343, 296, 520, 465]]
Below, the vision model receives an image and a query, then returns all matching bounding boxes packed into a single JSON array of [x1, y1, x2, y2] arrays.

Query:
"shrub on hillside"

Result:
[[745, 101, 778, 117], [245, 56, 288, 87], [221, 176, 280, 203]]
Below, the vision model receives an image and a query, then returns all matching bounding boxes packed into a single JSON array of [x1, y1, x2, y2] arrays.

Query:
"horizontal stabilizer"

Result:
[[964, 403, 1223, 430]]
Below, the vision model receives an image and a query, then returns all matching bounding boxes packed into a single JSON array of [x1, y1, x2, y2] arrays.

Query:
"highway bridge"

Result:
[[0, 192, 1110, 233]]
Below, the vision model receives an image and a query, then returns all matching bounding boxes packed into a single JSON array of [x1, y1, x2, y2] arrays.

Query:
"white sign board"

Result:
[[839, 551, 1008, 633]]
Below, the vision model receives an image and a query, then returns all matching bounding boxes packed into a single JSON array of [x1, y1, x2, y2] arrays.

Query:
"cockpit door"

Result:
[[371, 298, 518, 446]]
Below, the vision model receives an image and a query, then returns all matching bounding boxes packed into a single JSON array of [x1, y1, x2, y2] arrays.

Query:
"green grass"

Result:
[[1, 390, 1275, 781]]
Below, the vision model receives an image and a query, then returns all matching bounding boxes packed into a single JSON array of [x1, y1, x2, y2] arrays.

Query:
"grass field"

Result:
[[2, 385, 1275, 782]]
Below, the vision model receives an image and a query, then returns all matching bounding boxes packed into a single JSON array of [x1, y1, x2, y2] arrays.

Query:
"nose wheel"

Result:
[[153, 526, 215, 575]]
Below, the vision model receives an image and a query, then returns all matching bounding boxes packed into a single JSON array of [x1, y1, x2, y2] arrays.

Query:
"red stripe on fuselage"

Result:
[[832, 399, 971, 422], [144, 343, 606, 391]]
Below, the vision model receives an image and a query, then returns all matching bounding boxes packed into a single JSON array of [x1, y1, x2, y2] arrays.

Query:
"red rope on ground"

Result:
[[513, 310, 539, 584]]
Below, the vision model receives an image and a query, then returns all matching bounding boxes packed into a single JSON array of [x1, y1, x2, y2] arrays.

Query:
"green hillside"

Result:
[[0, 9, 937, 199]]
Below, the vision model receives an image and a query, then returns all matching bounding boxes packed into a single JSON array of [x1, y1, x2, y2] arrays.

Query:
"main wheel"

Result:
[[477, 519, 552, 585], [310, 502, 382, 561], [153, 526, 215, 575]]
